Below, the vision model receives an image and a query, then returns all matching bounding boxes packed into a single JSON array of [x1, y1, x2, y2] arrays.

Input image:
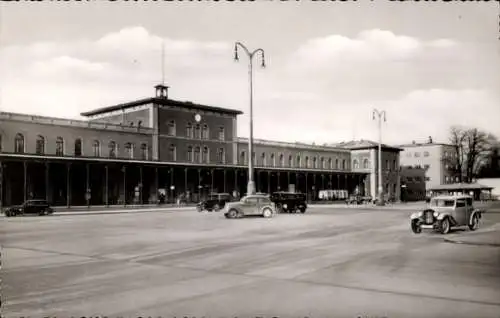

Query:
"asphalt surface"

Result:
[[2, 206, 500, 318]]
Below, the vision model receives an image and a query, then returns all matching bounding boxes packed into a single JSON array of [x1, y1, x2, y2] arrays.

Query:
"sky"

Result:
[[1, 1, 499, 146]]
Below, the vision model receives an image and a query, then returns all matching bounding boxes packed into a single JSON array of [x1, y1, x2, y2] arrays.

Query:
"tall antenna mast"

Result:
[[161, 40, 165, 85]]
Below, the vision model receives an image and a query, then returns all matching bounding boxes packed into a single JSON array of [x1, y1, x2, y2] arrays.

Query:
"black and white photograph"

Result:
[[1, 1, 500, 317]]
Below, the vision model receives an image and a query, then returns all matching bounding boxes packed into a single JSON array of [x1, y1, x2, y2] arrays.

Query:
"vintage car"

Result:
[[196, 193, 233, 212], [269, 192, 307, 213], [4, 199, 54, 217], [224, 194, 276, 219], [410, 195, 483, 234]]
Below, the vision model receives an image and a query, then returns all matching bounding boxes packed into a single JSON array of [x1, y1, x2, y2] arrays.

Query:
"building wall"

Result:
[[400, 166, 426, 201], [0, 116, 153, 159], [236, 141, 351, 171], [90, 107, 152, 128], [372, 149, 401, 201]]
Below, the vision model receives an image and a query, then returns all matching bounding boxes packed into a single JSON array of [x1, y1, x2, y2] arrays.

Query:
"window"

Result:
[[252, 152, 256, 164], [167, 120, 176, 136], [386, 160, 390, 171], [270, 153, 275, 167], [297, 155, 302, 168], [445, 176, 450, 183], [141, 143, 148, 160], [279, 153, 284, 167], [74, 139, 82, 157], [414, 152, 420, 157], [455, 176, 459, 182], [335, 159, 339, 170], [342, 159, 346, 170], [424, 164, 430, 170], [35, 135, 45, 155], [187, 146, 193, 162], [261, 152, 267, 166], [305, 156, 310, 168], [186, 123, 193, 138], [217, 148, 225, 164], [202, 146, 209, 163], [194, 146, 201, 163], [202, 124, 209, 139], [425, 177, 430, 181], [92, 140, 100, 157], [240, 151, 247, 164], [14, 133, 24, 154], [288, 155, 293, 167], [321, 157, 325, 169], [218, 126, 225, 141], [168, 144, 176, 161], [393, 160, 397, 170], [313, 157, 317, 169], [124, 142, 134, 159], [329, 158, 333, 169], [195, 124, 201, 139], [423, 151, 429, 157], [363, 158, 369, 169], [353, 159, 359, 169], [109, 141, 117, 158], [55, 137, 64, 156], [456, 199, 465, 208], [444, 151, 449, 157]]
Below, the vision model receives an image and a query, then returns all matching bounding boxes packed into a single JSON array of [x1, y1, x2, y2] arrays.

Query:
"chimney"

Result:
[[428, 136, 433, 144], [412, 140, 416, 144]]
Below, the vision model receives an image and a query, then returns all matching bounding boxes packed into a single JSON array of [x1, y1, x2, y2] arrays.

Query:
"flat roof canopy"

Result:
[[429, 183, 494, 191]]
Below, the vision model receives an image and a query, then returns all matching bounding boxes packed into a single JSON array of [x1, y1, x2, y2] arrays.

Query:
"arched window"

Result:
[[270, 153, 275, 167], [353, 159, 359, 169], [35, 135, 45, 155], [305, 156, 310, 168], [167, 120, 176, 136], [363, 158, 369, 169], [14, 133, 24, 154], [202, 124, 209, 139], [187, 146, 193, 162], [92, 140, 100, 157], [279, 153, 284, 167], [217, 148, 225, 164], [321, 157, 325, 169], [218, 126, 225, 141], [313, 157, 317, 169], [194, 146, 201, 163], [74, 138, 82, 157], [125, 142, 134, 159], [56, 137, 64, 156], [240, 151, 247, 164], [297, 155, 302, 168], [195, 124, 201, 139], [202, 146, 209, 163], [335, 158, 339, 170], [108, 141, 117, 158], [186, 123, 193, 138], [141, 143, 148, 160], [288, 155, 293, 167], [168, 144, 176, 161], [261, 152, 267, 166], [342, 159, 346, 170], [328, 158, 333, 169]]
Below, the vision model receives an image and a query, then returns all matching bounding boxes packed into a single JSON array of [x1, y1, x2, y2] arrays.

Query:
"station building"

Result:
[[0, 84, 402, 207]]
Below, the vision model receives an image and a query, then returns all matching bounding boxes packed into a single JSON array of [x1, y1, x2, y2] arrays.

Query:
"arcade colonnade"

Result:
[[0, 158, 369, 207]]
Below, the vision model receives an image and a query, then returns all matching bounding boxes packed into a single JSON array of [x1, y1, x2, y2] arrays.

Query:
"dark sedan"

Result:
[[4, 199, 54, 217]]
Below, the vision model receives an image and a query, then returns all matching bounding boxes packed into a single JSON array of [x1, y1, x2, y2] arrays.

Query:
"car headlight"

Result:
[[283, 204, 287, 209], [433, 211, 439, 217]]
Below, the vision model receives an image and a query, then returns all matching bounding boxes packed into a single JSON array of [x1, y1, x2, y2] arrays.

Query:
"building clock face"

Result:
[[194, 113, 202, 122]]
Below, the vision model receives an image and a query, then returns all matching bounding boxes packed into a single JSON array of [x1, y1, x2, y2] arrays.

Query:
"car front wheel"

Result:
[[438, 217, 451, 234], [469, 214, 479, 231], [227, 209, 238, 219], [411, 219, 422, 234]]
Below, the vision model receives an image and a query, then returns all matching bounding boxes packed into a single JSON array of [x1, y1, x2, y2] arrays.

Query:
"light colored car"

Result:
[[410, 195, 483, 234], [224, 194, 276, 219]]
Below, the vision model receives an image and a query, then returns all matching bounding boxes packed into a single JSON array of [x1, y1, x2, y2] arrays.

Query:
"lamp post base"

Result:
[[247, 180, 256, 196], [376, 194, 385, 206]]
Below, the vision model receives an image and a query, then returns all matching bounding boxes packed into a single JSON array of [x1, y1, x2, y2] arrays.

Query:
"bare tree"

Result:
[[446, 126, 497, 183]]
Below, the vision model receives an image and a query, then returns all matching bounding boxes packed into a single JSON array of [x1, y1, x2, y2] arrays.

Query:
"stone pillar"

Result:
[[86, 164, 90, 207], [267, 171, 271, 194], [24, 161, 28, 203], [122, 166, 127, 206], [66, 163, 71, 208], [45, 162, 50, 203], [139, 166, 143, 204], [155, 167, 159, 204], [105, 165, 109, 207], [0, 161, 3, 210], [223, 169, 227, 193]]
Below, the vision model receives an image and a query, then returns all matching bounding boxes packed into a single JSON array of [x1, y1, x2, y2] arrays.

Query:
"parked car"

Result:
[[410, 195, 483, 234], [269, 192, 307, 213], [196, 193, 233, 212], [224, 194, 276, 219], [4, 199, 54, 217]]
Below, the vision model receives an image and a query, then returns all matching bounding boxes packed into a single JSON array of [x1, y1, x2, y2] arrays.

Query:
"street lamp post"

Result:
[[234, 42, 266, 195], [372, 109, 386, 206]]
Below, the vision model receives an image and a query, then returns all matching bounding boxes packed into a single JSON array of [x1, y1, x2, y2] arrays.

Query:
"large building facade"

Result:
[[0, 85, 401, 207]]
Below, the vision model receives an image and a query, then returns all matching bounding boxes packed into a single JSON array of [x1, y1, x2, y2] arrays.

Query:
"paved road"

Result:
[[2, 207, 500, 318]]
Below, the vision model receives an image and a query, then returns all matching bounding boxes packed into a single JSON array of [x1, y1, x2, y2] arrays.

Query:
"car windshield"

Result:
[[430, 199, 455, 207]]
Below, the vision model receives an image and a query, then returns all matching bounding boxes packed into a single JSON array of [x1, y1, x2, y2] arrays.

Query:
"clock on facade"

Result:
[[194, 113, 202, 122]]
